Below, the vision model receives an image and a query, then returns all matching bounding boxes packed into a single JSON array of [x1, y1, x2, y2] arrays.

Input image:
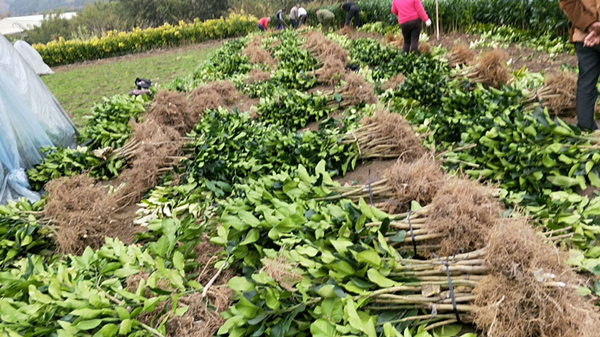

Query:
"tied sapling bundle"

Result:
[[447, 44, 476, 68], [459, 49, 510, 89], [243, 35, 276, 67], [523, 71, 577, 117]]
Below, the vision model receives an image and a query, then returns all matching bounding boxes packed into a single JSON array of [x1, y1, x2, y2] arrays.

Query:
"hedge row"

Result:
[[34, 13, 257, 67]]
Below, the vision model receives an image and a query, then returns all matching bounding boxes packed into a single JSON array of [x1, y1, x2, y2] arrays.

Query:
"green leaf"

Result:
[[115, 307, 130, 320], [77, 319, 103, 331], [143, 298, 161, 313], [383, 322, 401, 337], [70, 308, 105, 319], [317, 285, 337, 299], [432, 324, 462, 337], [238, 210, 260, 227], [310, 319, 337, 337], [228, 276, 255, 292], [94, 324, 119, 337], [321, 298, 343, 323], [355, 250, 381, 268], [240, 229, 260, 245], [119, 319, 132, 335], [389, 230, 407, 243], [367, 269, 397, 288], [173, 251, 185, 271]]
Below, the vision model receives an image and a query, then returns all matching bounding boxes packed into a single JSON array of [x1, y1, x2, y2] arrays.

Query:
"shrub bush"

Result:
[[34, 13, 257, 66]]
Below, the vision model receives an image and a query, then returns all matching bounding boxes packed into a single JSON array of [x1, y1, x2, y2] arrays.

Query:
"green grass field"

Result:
[[43, 44, 220, 127]]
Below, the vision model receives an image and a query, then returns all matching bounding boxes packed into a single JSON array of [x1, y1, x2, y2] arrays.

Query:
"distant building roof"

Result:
[[0, 12, 76, 36]]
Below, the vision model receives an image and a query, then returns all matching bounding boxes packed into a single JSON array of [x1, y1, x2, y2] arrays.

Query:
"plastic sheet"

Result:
[[0, 34, 76, 148], [0, 75, 55, 204], [13, 40, 54, 75]]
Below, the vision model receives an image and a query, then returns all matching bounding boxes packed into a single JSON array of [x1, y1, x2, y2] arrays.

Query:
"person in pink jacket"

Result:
[[391, 0, 432, 53]]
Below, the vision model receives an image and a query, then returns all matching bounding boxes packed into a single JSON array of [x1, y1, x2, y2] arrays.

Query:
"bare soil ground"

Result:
[[335, 159, 395, 186], [433, 32, 577, 73]]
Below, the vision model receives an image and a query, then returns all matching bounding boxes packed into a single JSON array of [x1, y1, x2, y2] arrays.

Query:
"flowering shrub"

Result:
[[34, 13, 257, 66]]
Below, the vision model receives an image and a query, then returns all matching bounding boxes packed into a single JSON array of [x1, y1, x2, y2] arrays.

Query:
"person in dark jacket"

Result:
[[275, 9, 286, 30], [560, 0, 600, 131], [340, 2, 360, 28]]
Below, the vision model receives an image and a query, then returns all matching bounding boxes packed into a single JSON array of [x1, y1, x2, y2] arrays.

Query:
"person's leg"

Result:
[[410, 20, 422, 53], [400, 23, 412, 53], [345, 11, 352, 26], [352, 7, 361, 27], [575, 42, 600, 131], [291, 19, 297, 29], [258, 24, 265, 32]]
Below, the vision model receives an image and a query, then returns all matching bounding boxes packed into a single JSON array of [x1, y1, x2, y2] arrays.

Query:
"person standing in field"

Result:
[[316, 9, 336, 32], [275, 9, 286, 30], [560, 0, 600, 131], [257, 17, 270, 32], [298, 6, 308, 27], [289, 4, 299, 29], [391, 0, 431, 53], [340, 2, 360, 28]]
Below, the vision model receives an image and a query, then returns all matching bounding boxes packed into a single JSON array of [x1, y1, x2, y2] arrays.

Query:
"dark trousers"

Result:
[[575, 42, 600, 131], [257, 23, 265, 32], [299, 15, 307, 26], [276, 18, 284, 30], [291, 19, 298, 29], [401, 19, 422, 53], [345, 5, 360, 27]]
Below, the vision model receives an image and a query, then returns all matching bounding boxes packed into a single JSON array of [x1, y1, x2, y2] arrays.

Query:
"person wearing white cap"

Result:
[[298, 5, 308, 27]]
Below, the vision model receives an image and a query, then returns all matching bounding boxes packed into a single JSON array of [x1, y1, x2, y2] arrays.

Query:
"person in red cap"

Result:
[[257, 17, 270, 32], [391, 0, 431, 53]]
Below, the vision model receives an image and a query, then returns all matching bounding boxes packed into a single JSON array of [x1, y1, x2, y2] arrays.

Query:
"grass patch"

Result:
[[43, 44, 221, 128]]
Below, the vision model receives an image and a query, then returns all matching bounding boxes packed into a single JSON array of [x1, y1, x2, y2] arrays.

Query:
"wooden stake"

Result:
[[436, 0, 440, 41]]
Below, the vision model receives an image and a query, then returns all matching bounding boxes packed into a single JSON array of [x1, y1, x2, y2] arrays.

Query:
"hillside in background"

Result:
[[0, 0, 101, 16]]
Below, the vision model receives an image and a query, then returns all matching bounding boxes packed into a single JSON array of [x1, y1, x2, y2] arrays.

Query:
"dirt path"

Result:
[[51, 39, 225, 73], [432, 32, 577, 73]]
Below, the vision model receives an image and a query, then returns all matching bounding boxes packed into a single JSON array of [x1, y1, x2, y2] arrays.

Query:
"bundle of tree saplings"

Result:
[[381, 73, 406, 92], [319, 154, 441, 207], [214, 163, 600, 336], [41, 82, 245, 254], [447, 44, 476, 68], [242, 34, 276, 68], [523, 71, 577, 117], [457, 49, 510, 89]]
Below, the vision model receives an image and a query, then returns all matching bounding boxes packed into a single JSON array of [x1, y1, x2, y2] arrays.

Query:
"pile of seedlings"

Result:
[[242, 35, 276, 67], [304, 30, 349, 85]]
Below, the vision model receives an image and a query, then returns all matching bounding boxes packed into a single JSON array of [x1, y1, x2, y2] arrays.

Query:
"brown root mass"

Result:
[[261, 253, 303, 292], [361, 111, 426, 161], [428, 177, 502, 256], [385, 33, 404, 49], [148, 91, 193, 136], [541, 72, 577, 117], [339, 73, 377, 105], [381, 74, 405, 91], [190, 81, 239, 116], [114, 118, 182, 207], [418, 42, 431, 55], [304, 30, 349, 64], [469, 49, 510, 89], [244, 68, 272, 84], [45, 175, 130, 255], [448, 44, 475, 67], [243, 35, 275, 66], [384, 154, 445, 206], [315, 57, 345, 85], [474, 219, 600, 337]]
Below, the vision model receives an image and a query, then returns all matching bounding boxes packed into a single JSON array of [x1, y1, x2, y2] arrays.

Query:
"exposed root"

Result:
[[524, 72, 577, 117], [448, 44, 475, 68], [418, 42, 432, 55], [244, 68, 272, 84], [315, 57, 345, 85], [464, 49, 510, 89], [384, 154, 445, 205], [243, 35, 276, 66], [190, 81, 239, 116], [381, 74, 406, 91], [474, 219, 600, 337], [261, 252, 303, 292], [335, 73, 377, 106], [428, 177, 502, 256], [148, 90, 193, 136]]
